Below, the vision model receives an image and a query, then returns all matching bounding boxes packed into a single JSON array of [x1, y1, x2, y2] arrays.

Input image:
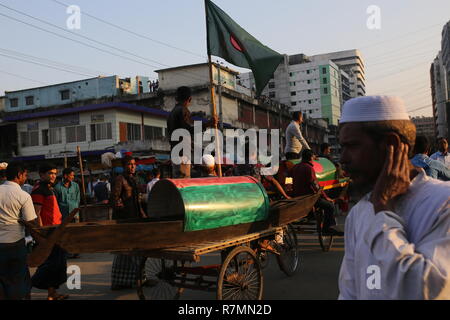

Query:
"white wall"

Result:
[[17, 110, 118, 157]]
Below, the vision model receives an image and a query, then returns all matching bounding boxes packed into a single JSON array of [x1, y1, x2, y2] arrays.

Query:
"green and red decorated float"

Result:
[[25, 175, 319, 267]]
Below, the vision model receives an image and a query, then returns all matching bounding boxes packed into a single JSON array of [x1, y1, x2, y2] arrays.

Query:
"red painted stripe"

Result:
[[167, 176, 259, 189]]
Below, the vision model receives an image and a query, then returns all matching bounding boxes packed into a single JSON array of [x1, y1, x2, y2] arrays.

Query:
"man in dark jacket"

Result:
[[110, 156, 146, 290]]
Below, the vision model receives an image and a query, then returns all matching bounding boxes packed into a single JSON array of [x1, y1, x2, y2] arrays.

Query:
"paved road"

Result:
[[30, 232, 345, 300]]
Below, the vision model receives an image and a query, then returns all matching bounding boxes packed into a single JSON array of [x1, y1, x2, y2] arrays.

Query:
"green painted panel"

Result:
[[288, 158, 337, 182], [180, 182, 270, 232]]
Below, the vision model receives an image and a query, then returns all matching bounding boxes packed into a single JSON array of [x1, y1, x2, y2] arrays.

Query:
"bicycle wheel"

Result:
[[217, 246, 263, 300], [276, 225, 300, 276], [316, 211, 334, 252], [137, 258, 184, 300]]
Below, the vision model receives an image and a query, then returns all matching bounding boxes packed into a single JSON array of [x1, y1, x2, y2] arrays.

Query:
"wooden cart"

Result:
[[130, 225, 298, 300], [25, 177, 320, 301]]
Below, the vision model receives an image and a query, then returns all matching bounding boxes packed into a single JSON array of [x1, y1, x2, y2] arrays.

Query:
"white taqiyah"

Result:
[[202, 154, 215, 167], [0, 162, 8, 170], [340, 96, 410, 123]]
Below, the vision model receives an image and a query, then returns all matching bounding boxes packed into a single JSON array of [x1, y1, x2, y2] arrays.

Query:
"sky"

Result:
[[0, 0, 449, 118]]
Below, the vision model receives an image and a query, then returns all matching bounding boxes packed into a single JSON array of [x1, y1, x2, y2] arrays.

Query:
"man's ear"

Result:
[[384, 132, 402, 151]]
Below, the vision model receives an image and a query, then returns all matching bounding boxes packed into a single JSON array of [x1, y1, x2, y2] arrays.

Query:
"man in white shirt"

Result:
[[0, 162, 38, 300], [430, 138, 450, 167], [284, 112, 310, 160], [338, 96, 450, 300]]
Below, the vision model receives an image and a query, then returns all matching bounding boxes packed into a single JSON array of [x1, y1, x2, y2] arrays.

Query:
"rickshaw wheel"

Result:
[[275, 224, 300, 276], [217, 246, 263, 300], [315, 210, 334, 252], [137, 258, 184, 300]]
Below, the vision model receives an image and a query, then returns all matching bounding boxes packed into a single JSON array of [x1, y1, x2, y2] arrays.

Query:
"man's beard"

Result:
[[346, 172, 376, 202]]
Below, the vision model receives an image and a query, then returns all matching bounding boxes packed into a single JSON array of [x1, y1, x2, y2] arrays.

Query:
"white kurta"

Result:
[[339, 170, 450, 300]]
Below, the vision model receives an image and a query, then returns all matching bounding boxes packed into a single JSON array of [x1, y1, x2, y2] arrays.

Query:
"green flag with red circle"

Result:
[[205, 0, 284, 96]]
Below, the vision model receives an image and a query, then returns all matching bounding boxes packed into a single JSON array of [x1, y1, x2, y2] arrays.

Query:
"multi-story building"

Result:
[[431, 52, 449, 139], [442, 21, 450, 89], [1, 65, 302, 162], [2, 62, 331, 164], [431, 21, 450, 140], [2, 76, 166, 162], [4, 75, 152, 113], [411, 116, 436, 143], [240, 53, 353, 126], [310, 49, 366, 98]]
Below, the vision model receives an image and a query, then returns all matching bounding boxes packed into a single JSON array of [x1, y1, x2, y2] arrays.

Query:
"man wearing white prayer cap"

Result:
[[338, 96, 450, 300], [202, 154, 217, 177]]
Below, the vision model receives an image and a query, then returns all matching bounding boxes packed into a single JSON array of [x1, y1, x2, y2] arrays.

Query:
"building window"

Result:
[[289, 72, 293, 77], [324, 87, 328, 94], [323, 78, 328, 84], [10, 98, 18, 108], [308, 100, 312, 104], [42, 130, 49, 146], [322, 67, 327, 75], [25, 96, 34, 106], [269, 92, 276, 98], [144, 126, 164, 140], [307, 70, 311, 74], [291, 102, 297, 106], [49, 128, 62, 145], [127, 123, 142, 141], [268, 82, 275, 89], [291, 91, 296, 96], [60, 90, 70, 100], [308, 89, 312, 94], [66, 125, 86, 143], [91, 122, 112, 141], [20, 131, 39, 147], [307, 80, 311, 84]]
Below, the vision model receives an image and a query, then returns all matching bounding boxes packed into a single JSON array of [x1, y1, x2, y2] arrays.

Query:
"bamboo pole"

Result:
[[205, 0, 223, 177]]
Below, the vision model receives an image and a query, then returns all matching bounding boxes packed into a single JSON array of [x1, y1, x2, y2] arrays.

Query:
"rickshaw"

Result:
[[24, 176, 320, 300], [273, 157, 350, 252]]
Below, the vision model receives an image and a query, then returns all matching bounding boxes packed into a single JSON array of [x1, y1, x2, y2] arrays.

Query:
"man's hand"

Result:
[[370, 143, 411, 213]]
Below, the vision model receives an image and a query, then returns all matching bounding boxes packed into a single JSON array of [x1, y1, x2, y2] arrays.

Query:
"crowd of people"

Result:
[[0, 87, 449, 300]]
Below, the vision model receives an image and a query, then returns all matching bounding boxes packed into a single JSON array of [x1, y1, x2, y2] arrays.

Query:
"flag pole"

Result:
[[205, 0, 223, 177]]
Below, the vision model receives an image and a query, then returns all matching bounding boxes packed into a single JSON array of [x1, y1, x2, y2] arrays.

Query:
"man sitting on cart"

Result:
[[291, 149, 343, 236]]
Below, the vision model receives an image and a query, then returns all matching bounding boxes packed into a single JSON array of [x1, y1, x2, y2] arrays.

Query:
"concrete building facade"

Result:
[[442, 21, 450, 90], [431, 21, 450, 140], [411, 116, 436, 142], [4, 75, 151, 113], [240, 53, 349, 126], [4, 103, 169, 161], [310, 49, 366, 98], [2, 62, 331, 162], [431, 52, 449, 139]]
